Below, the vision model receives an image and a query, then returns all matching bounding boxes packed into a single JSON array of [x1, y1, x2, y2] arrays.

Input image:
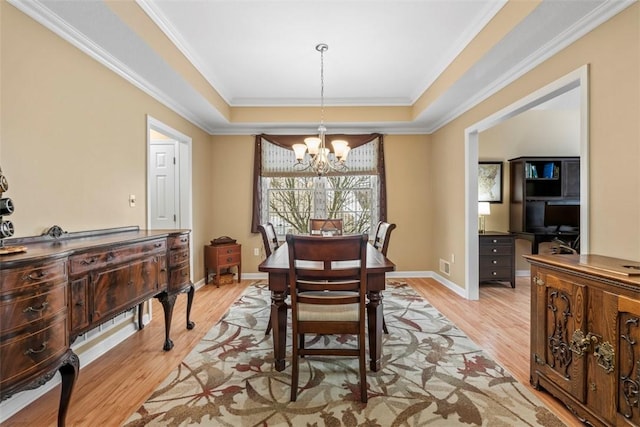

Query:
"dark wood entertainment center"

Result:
[[508, 156, 580, 254], [0, 226, 195, 426]]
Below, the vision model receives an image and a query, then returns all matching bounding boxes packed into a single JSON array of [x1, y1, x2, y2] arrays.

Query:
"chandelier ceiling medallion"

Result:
[[293, 43, 350, 175]]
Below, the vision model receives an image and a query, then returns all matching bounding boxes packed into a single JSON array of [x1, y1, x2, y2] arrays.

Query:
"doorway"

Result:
[[146, 116, 193, 232], [464, 66, 589, 300]]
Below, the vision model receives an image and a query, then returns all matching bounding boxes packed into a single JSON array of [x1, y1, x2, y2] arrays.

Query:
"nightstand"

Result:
[[479, 231, 515, 287], [204, 243, 241, 286]]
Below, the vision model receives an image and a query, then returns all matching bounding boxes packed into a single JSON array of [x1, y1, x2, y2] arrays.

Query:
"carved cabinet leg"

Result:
[[157, 292, 177, 351], [57, 350, 80, 427], [185, 284, 195, 330], [138, 302, 145, 329]]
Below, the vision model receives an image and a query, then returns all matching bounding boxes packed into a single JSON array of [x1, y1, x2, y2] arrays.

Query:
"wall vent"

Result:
[[439, 259, 451, 276]]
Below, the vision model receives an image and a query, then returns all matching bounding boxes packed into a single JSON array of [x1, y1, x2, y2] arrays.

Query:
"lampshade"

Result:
[[478, 202, 491, 216]]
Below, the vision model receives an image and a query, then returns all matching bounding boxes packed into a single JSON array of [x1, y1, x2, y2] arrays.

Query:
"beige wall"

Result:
[[0, 3, 213, 279], [432, 3, 640, 288], [210, 134, 432, 274], [2, 2, 639, 290]]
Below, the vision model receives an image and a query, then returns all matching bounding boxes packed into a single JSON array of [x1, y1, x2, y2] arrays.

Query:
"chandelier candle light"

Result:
[[292, 43, 350, 175]]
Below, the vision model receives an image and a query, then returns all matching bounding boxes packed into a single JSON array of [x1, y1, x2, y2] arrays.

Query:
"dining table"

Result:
[[258, 240, 396, 372]]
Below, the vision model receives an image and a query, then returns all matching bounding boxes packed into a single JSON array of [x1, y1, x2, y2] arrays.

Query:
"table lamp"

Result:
[[478, 202, 491, 234]]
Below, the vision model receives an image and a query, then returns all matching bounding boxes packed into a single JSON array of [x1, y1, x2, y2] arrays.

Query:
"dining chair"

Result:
[[257, 222, 281, 336], [309, 218, 343, 236], [286, 233, 369, 403], [372, 221, 397, 334]]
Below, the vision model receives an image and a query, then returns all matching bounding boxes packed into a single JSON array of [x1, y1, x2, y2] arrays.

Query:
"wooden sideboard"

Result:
[[525, 253, 640, 426], [0, 226, 195, 426]]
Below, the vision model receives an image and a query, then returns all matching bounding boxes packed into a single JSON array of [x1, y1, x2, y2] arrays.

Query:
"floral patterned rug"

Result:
[[125, 281, 564, 426]]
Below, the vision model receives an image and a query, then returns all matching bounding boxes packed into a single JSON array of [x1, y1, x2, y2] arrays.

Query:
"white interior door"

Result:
[[150, 141, 178, 229]]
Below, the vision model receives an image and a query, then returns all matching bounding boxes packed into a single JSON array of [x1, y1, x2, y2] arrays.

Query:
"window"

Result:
[[251, 134, 387, 236]]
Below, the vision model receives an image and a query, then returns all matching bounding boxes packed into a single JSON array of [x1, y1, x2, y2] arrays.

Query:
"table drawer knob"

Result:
[[492, 249, 498, 253], [226, 257, 233, 262], [24, 271, 47, 282], [492, 239, 498, 243], [492, 260, 498, 264]]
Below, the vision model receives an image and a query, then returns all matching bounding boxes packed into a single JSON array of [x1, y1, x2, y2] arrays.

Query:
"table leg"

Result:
[[367, 290, 383, 372], [271, 290, 288, 371]]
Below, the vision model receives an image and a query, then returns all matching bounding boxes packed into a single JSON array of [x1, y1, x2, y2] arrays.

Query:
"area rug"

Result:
[[125, 281, 564, 426]]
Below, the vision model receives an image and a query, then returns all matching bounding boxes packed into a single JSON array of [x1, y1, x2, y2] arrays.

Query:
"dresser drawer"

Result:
[[480, 245, 513, 256], [69, 239, 166, 275], [0, 260, 67, 294], [480, 267, 513, 281], [480, 236, 513, 246], [0, 313, 68, 389], [479, 256, 512, 269], [169, 247, 190, 268], [0, 282, 67, 335]]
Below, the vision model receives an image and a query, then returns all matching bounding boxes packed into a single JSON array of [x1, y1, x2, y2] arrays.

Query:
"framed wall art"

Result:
[[478, 161, 503, 203]]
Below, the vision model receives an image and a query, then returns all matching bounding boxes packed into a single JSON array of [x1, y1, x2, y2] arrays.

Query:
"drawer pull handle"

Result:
[[226, 257, 233, 262], [492, 260, 498, 264], [181, 272, 189, 277], [80, 257, 98, 266], [180, 238, 188, 243], [24, 271, 47, 281], [106, 252, 115, 262], [182, 253, 188, 259], [492, 272, 497, 276], [160, 268, 167, 272], [154, 242, 163, 248], [492, 249, 498, 253], [25, 341, 48, 355], [492, 239, 498, 243], [23, 301, 49, 313]]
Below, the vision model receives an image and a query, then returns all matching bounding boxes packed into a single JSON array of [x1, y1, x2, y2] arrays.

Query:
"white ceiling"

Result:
[[10, 0, 634, 134]]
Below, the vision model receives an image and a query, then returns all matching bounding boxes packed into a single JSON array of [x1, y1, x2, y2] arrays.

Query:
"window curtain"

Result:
[[251, 133, 386, 233]]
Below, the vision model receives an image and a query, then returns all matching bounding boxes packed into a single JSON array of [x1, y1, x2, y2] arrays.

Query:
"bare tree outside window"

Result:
[[267, 175, 374, 235]]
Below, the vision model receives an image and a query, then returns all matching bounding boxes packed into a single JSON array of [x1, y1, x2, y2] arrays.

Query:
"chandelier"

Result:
[[292, 43, 350, 175]]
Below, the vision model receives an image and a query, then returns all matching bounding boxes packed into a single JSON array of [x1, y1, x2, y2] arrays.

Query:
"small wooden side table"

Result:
[[204, 243, 241, 286]]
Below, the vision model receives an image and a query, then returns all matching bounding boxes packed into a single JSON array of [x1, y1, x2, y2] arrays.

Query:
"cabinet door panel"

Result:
[[532, 269, 587, 402], [617, 295, 640, 425]]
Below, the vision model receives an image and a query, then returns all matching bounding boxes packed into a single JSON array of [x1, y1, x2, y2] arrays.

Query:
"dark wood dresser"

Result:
[[0, 226, 195, 426], [479, 231, 515, 287], [525, 253, 640, 426]]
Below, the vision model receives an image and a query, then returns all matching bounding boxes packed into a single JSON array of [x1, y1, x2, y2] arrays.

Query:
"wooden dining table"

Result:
[[258, 241, 396, 372]]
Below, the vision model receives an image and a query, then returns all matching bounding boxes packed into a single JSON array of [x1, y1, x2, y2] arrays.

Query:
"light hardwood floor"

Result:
[[3, 277, 582, 426]]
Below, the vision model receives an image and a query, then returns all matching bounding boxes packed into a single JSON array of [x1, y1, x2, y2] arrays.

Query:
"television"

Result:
[[544, 203, 580, 231]]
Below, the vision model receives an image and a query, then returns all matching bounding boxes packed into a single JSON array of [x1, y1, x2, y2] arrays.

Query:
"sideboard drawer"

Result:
[[168, 234, 189, 250], [0, 260, 67, 294], [69, 239, 166, 275], [169, 248, 190, 268], [0, 282, 67, 335], [0, 312, 68, 389]]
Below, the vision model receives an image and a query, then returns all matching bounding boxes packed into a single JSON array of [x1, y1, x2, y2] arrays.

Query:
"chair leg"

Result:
[[265, 317, 272, 336], [291, 333, 299, 402], [359, 333, 367, 403]]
